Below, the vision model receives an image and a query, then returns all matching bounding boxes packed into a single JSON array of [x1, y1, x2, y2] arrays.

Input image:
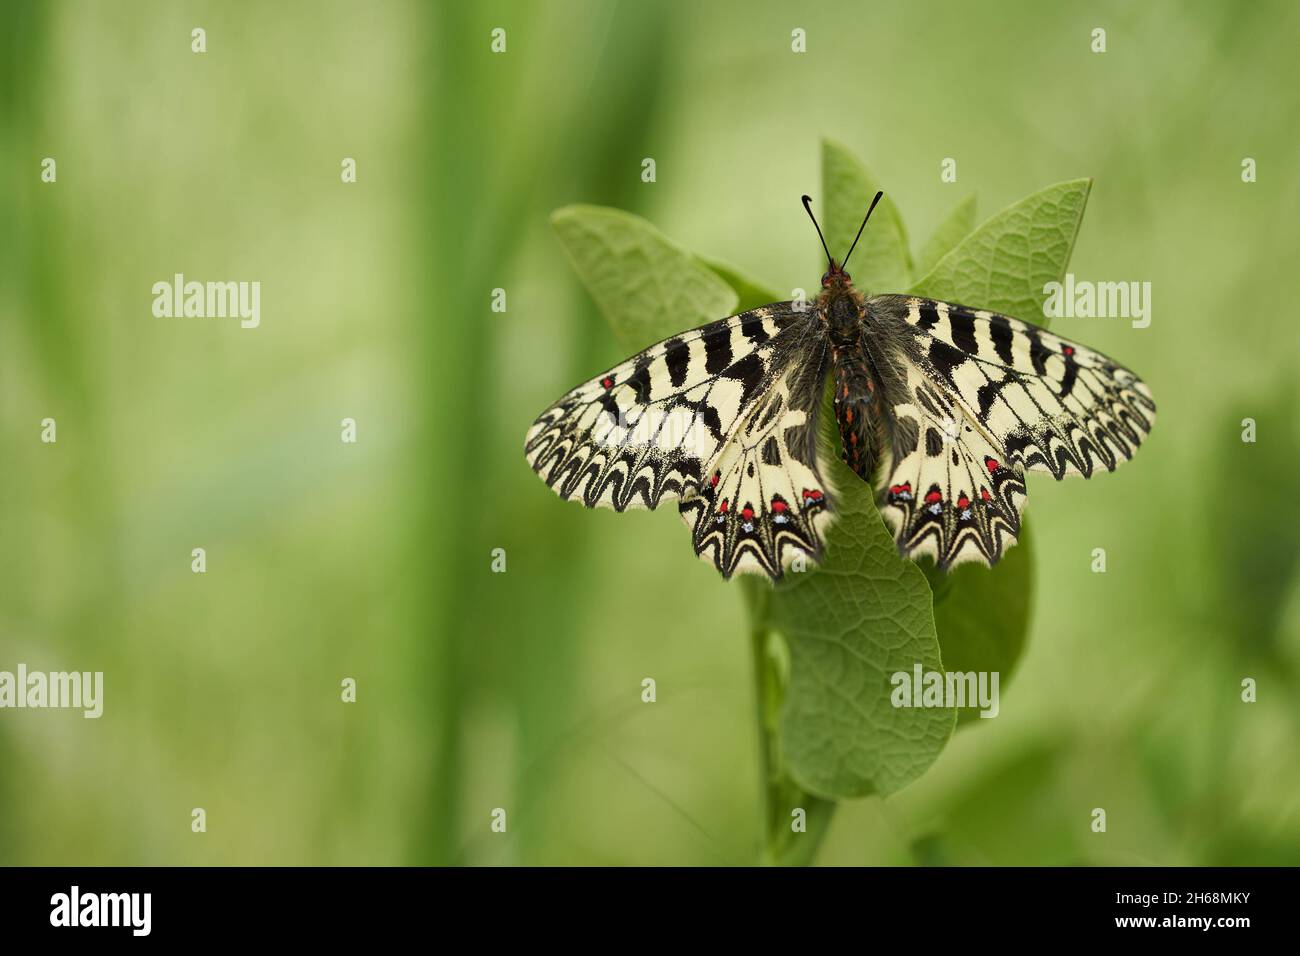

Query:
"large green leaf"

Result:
[[769, 451, 954, 797], [911, 179, 1091, 321], [550, 205, 737, 350], [924, 523, 1033, 726]]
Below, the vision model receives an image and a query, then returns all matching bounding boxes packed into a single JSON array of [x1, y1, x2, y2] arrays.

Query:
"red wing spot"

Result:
[[718, 499, 729, 514], [980, 488, 992, 502], [957, 495, 970, 509], [771, 499, 788, 513], [709, 471, 720, 488], [1062, 345, 1075, 357], [985, 457, 999, 473], [601, 376, 614, 390], [924, 490, 942, 504], [741, 505, 755, 521]]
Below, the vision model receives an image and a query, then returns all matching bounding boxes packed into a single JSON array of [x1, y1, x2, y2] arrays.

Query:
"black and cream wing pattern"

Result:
[[524, 305, 838, 578], [527, 287, 1154, 580], [868, 294, 1157, 569]]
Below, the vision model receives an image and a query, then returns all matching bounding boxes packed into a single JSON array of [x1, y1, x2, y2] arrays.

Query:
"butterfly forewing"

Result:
[[885, 295, 1157, 478], [525, 304, 808, 513]]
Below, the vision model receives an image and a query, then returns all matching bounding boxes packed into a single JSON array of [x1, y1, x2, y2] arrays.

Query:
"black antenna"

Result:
[[841, 190, 884, 270], [801, 195, 834, 269]]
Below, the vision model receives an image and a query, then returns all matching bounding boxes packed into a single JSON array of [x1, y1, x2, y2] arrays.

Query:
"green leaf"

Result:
[[915, 194, 976, 278], [820, 139, 911, 293], [768, 447, 954, 798], [911, 178, 1091, 321], [923, 523, 1034, 726], [551, 204, 738, 348], [697, 256, 784, 313]]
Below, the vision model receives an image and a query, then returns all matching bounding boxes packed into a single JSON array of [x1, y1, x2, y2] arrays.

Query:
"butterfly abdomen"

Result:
[[831, 340, 881, 482]]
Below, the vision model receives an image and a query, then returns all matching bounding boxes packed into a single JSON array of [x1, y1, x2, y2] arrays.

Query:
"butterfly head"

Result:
[[802, 191, 882, 334], [821, 260, 852, 290]]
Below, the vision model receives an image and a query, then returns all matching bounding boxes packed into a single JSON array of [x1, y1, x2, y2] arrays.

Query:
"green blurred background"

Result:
[[3, 0, 1298, 865]]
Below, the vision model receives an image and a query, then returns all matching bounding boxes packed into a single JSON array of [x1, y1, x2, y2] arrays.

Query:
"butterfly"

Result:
[[525, 192, 1156, 580]]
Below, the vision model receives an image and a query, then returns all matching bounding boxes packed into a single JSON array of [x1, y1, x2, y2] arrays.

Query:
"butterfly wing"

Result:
[[525, 303, 810, 512], [874, 359, 1026, 568], [678, 336, 835, 578], [866, 294, 1155, 568], [884, 294, 1156, 478]]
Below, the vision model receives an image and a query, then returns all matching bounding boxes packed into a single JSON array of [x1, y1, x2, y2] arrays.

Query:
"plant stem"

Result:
[[744, 579, 836, 865]]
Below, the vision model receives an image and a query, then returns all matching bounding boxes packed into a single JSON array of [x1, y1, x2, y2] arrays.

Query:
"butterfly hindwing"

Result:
[[678, 337, 836, 578], [524, 304, 806, 514], [877, 361, 1026, 569]]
